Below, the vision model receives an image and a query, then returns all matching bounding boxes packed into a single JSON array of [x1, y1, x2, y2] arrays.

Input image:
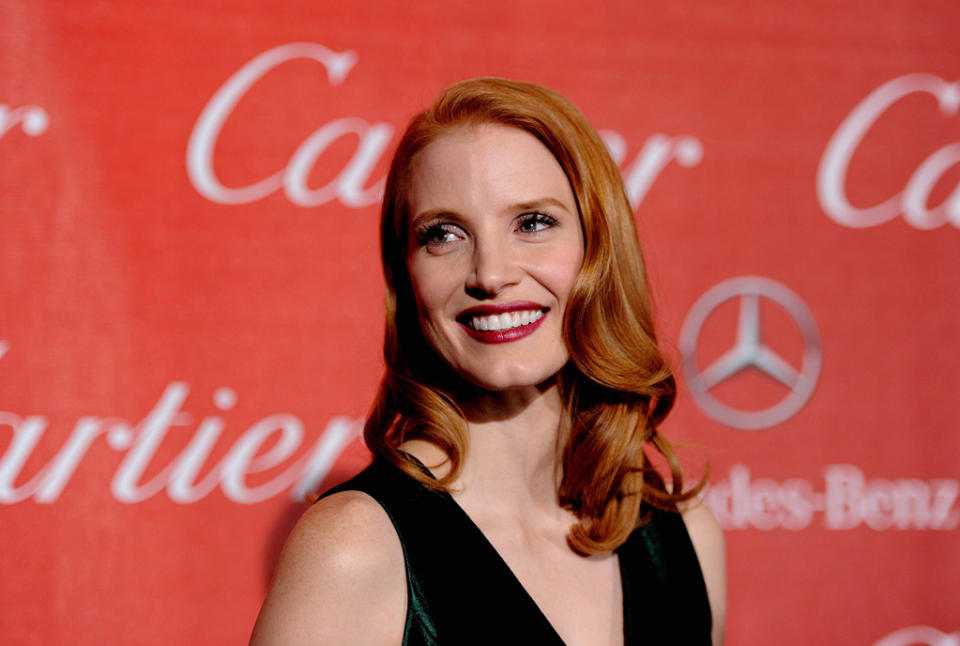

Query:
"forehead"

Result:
[[405, 124, 575, 218]]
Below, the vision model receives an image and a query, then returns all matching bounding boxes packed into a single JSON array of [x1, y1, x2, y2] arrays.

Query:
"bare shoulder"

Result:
[[681, 499, 727, 646], [249, 490, 406, 646]]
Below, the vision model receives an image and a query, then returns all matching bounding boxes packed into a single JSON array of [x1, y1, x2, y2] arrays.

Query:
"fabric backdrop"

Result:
[[1, 1, 958, 644]]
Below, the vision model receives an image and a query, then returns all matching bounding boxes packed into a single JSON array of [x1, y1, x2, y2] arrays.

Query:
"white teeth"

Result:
[[468, 310, 544, 332]]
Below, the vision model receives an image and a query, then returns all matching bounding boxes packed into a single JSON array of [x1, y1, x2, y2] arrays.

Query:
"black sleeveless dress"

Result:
[[321, 459, 712, 645]]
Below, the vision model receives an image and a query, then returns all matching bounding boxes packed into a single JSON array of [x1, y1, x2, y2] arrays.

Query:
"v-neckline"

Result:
[[434, 485, 629, 646]]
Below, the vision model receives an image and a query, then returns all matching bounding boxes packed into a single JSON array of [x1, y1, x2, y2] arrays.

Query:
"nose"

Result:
[[465, 237, 521, 299]]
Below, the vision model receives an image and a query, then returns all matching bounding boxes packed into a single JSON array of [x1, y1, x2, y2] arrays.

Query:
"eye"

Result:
[[516, 212, 558, 234], [415, 221, 464, 249]]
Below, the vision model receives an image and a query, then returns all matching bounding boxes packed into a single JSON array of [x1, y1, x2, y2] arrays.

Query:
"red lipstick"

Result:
[[456, 301, 548, 344]]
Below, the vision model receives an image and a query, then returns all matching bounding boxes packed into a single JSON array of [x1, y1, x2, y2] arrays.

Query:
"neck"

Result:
[[410, 380, 568, 519]]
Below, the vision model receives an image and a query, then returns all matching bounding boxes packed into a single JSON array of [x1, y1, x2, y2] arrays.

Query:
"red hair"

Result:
[[365, 77, 702, 555]]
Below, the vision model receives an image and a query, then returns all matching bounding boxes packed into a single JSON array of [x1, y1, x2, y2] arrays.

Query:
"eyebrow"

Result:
[[410, 197, 575, 228], [511, 197, 574, 214]]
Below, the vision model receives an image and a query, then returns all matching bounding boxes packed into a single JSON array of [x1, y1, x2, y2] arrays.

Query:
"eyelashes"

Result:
[[516, 212, 558, 233], [414, 222, 463, 247], [414, 212, 559, 248]]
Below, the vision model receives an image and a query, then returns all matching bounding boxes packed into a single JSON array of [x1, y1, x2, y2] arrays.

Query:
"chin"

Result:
[[456, 364, 564, 393]]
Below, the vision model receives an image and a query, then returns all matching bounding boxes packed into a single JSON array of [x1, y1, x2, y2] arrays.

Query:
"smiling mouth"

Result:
[[456, 303, 549, 344], [466, 309, 544, 332]]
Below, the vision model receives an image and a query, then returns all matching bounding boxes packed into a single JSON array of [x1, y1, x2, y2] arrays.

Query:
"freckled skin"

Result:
[[405, 125, 584, 391]]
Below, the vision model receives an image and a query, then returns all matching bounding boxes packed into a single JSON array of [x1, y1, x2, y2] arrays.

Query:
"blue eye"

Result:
[[415, 222, 462, 247], [516, 212, 557, 233]]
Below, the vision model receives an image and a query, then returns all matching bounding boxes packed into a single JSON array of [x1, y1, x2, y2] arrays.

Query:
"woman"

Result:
[[250, 78, 725, 645]]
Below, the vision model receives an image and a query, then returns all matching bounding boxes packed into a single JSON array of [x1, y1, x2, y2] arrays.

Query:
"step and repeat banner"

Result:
[[1, 1, 957, 644]]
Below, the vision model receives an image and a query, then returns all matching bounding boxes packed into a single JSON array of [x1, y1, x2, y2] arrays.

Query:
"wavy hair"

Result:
[[365, 77, 703, 555]]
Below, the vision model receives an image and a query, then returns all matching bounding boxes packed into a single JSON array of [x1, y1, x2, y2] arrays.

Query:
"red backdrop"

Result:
[[2, 1, 958, 644]]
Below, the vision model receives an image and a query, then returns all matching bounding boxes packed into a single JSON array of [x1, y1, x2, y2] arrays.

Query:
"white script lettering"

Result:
[[817, 73, 960, 229], [186, 42, 391, 207], [188, 43, 702, 211], [0, 345, 362, 505], [874, 626, 960, 646], [0, 104, 49, 140]]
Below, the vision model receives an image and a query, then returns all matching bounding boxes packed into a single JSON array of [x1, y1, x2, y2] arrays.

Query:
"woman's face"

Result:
[[404, 124, 584, 391]]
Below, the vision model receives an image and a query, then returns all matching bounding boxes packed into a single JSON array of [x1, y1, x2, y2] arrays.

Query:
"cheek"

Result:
[[536, 248, 585, 306], [407, 259, 457, 326]]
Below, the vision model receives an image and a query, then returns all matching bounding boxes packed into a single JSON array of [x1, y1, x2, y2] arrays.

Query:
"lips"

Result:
[[456, 301, 548, 344]]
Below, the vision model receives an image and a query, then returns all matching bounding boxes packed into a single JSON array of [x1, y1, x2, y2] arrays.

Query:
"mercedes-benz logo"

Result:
[[679, 276, 821, 430]]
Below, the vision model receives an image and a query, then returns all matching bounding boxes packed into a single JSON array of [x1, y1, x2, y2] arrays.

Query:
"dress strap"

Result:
[[618, 505, 713, 643]]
